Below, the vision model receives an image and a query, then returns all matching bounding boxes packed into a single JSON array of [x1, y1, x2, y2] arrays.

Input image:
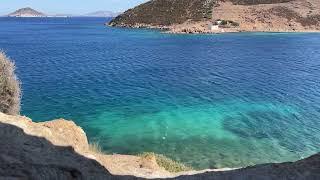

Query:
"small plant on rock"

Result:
[[139, 152, 193, 173]]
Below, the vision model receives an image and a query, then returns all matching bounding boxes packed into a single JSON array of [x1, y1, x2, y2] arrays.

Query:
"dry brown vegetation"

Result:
[[109, 0, 298, 27], [228, 0, 294, 5], [110, 0, 320, 33], [109, 0, 216, 26], [88, 141, 104, 154], [269, 6, 320, 26], [299, 14, 320, 26], [0, 52, 21, 115]]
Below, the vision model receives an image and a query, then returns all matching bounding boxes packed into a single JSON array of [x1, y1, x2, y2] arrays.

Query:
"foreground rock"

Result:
[[0, 113, 170, 179], [109, 0, 320, 33], [0, 112, 319, 179]]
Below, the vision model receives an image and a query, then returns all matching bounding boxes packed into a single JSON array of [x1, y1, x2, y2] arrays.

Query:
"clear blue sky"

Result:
[[0, 0, 147, 15]]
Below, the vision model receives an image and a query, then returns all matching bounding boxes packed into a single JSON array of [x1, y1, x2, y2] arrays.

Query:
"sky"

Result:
[[0, 0, 147, 15]]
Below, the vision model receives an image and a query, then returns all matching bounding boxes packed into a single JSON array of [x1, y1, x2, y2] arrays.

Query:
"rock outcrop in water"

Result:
[[109, 0, 320, 33], [1, 112, 320, 179]]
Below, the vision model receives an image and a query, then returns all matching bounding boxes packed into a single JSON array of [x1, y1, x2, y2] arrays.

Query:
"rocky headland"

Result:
[[109, 0, 320, 33]]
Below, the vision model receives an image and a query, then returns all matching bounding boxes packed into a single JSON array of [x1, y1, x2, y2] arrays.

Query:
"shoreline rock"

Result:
[[109, 23, 320, 34], [0, 112, 319, 179]]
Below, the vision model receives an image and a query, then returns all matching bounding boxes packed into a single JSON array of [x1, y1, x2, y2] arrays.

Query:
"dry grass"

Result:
[[88, 141, 104, 154], [139, 152, 193, 173], [229, 0, 294, 5], [0, 51, 21, 115]]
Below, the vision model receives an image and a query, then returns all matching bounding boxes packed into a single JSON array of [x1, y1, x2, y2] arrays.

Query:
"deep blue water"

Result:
[[0, 17, 320, 169]]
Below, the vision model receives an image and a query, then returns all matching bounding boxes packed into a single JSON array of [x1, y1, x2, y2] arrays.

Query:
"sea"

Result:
[[0, 17, 319, 169]]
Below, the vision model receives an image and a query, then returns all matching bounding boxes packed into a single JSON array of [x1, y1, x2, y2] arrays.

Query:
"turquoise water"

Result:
[[0, 17, 319, 169]]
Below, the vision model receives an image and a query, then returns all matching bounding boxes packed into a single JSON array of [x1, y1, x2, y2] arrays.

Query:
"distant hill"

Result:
[[6, 8, 119, 18], [84, 11, 120, 17], [50, 13, 75, 18], [8, 7, 46, 17], [109, 0, 215, 26], [109, 0, 320, 33]]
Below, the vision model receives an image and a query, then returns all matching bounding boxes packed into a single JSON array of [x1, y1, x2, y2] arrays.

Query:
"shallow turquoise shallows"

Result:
[[0, 17, 320, 169]]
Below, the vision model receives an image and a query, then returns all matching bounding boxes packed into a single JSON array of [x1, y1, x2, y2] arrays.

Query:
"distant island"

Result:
[[109, 0, 320, 33], [8, 7, 46, 17], [6, 7, 119, 18], [84, 11, 120, 17]]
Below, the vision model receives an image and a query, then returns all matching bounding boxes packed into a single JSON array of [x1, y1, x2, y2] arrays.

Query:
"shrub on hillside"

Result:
[[230, 0, 294, 5], [0, 52, 21, 115]]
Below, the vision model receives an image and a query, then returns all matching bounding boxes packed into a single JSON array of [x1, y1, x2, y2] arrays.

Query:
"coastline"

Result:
[[1, 112, 319, 179], [108, 23, 320, 34], [0, 112, 237, 178], [108, 0, 320, 35]]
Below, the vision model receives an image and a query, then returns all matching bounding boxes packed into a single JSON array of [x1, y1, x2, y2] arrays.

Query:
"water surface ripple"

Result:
[[0, 17, 320, 169]]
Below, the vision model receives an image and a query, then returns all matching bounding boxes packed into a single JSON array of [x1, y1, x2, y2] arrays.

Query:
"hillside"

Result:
[[109, 0, 215, 27], [109, 0, 320, 33], [8, 7, 46, 17]]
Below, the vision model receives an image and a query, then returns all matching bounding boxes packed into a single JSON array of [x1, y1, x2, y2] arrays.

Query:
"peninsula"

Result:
[[109, 0, 320, 33]]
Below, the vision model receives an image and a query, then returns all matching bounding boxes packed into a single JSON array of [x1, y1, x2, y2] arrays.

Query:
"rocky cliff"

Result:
[[1, 112, 319, 179], [109, 0, 320, 33], [0, 112, 171, 179]]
